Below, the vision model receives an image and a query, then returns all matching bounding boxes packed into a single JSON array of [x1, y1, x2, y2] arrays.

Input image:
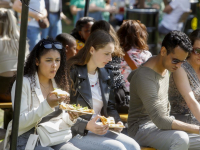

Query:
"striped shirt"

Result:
[[127, 66, 174, 137]]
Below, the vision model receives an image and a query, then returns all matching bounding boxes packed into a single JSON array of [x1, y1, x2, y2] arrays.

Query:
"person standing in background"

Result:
[[41, 0, 71, 39], [13, 0, 47, 51], [158, 0, 190, 34], [70, 0, 116, 25]]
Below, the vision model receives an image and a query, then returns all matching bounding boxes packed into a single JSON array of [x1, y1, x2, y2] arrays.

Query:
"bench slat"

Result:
[[119, 113, 128, 122], [0, 102, 12, 108]]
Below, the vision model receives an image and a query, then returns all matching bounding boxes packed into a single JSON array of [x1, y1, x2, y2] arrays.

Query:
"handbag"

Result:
[[38, 18, 50, 29], [36, 117, 72, 147], [115, 84, 130, 114]]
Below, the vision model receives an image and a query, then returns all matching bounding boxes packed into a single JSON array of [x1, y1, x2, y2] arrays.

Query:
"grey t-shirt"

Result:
[[127, 66, 174, 137]]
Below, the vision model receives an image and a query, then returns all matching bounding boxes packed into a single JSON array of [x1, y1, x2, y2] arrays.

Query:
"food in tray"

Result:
[[60, 103, 95, 114], [52, 88, 70, 97], [100, 116, 125, 128]]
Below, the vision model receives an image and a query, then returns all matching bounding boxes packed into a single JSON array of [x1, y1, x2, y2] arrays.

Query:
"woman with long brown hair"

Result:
[[67, 30, 140, 150], [90, 20, 128, 113], [117, 20, 152, 91]]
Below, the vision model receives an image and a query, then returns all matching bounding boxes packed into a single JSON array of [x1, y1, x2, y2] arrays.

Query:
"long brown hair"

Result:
[[67, 30, 114, 92], [91, 20, 124, 57], [117, 20, 149, 52]]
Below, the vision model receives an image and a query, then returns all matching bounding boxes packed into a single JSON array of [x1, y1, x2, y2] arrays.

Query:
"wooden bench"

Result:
[[0, 102, 12, 109], [119, 113, 128, 123], [0, 102, 12, 129]]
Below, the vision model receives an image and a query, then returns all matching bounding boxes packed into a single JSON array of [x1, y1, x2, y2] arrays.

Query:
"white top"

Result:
[[18, 0, 45, 27], [49, 0, 60, 13], [88, 71, 103, 119], [3, 73, 75, 149], [160, 0, 190, 31]]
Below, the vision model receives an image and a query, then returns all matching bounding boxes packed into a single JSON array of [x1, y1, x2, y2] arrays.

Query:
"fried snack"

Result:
[[100, 116, 109, 125], [100, 116, 125, 128], [52, 89, 70, 97], [59, 103, 95, 114]]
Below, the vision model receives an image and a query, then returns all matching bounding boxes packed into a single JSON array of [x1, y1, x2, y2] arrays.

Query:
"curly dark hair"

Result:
[[71, 17, 95, 43], [117, 20, 149, 52], [190, 29, 200, 46], [162, 30, 193, 54], [10, 38, 69, 92]]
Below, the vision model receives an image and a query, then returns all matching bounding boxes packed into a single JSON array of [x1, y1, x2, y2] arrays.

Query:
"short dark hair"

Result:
[[56, 33, 76, 47], [162, 30, 192, 54], [190, 29, 200, 45]]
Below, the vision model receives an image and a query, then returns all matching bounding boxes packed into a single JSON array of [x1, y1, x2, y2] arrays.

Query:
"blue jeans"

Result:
[[27, 26, 41, 51], [158, 24, 172, 35], [134, 122, 200, 150], [69, 131, 140, 150], [41, 13, 62, 39], [16, 128, 79, 150]]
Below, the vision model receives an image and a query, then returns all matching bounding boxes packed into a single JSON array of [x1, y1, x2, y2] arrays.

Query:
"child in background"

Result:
[[56, 33, 77, 60], [71, 17, 95, 52]]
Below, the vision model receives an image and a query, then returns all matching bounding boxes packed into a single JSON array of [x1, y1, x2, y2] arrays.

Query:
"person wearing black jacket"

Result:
[[67, 30, 140, 150]]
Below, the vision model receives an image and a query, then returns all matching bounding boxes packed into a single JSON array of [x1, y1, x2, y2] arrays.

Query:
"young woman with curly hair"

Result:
[[67, 30, 140, 150], [4, 38, 80, 150], [117, 20, 152, 91]]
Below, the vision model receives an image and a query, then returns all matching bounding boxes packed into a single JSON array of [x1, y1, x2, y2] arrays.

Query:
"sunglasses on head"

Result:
[[193, 48, 200, 55], [171, 58, 186, 64], [41, 41, 63, 50]]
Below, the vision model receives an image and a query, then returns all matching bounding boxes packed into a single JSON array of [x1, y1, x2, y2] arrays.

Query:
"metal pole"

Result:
[[84, 0, 90, 16], [10, 0, 30, 149]]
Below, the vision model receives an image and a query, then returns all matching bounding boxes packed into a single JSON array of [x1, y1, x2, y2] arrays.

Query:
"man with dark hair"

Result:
[[128, 31, 200, 150]]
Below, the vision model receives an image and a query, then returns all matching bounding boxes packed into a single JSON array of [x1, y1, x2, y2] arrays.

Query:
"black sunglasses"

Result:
[[171, 58, 186, 64], [41, 41, 63, 50], [193, 48, 200, 55]]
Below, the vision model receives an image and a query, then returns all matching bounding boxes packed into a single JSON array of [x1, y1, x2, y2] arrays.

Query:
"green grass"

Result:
[[62, 21, 74, 34]]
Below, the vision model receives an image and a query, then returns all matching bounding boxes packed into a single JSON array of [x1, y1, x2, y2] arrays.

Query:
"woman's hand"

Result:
[[113, 121, 124, 133], [86, 115, 109, 135], [46, 92, 67, 108]]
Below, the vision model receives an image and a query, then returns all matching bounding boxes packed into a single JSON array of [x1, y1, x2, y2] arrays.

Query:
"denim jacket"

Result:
[[70, 65, 121, 136]]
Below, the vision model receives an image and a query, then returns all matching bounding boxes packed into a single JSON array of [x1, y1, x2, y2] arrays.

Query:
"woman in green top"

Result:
[[70, 0, 115, 24]]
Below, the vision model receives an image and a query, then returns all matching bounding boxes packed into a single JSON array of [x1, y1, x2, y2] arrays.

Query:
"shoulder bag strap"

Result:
[[123, 52, 138, 70]]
